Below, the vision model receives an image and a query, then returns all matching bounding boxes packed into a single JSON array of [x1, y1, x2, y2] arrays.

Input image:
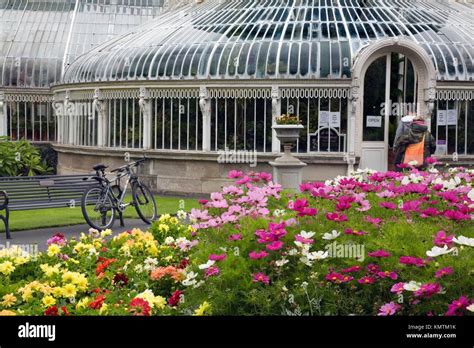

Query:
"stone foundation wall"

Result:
[[54, 145, 350, 195]]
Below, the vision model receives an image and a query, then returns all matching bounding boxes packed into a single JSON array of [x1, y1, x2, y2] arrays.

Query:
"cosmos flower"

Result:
[[378, 302, 401, 316]]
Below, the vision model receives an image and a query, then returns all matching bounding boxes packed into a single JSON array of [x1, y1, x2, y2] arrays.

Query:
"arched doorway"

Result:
[[349, 38, 437, 172]]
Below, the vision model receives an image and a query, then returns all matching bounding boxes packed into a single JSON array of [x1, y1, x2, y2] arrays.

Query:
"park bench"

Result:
[[0, 175, 99, 239]]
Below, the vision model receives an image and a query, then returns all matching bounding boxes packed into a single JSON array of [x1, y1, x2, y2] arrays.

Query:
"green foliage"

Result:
[[0, 136, 52, 176]]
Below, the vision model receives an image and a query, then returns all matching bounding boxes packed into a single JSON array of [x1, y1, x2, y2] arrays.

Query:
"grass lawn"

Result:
[[0, 195, 200, 233]]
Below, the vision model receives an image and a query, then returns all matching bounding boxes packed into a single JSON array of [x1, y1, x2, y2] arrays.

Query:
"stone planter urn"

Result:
[[270, 124, 307, 190]]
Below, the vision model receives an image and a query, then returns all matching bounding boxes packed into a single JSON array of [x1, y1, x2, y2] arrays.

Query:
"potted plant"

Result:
[[272, 114, 304, 143]]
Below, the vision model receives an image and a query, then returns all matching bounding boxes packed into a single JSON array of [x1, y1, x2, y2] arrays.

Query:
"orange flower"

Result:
[[150, 266, 184, 282]]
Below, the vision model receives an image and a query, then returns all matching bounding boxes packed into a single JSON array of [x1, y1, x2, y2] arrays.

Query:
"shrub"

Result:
[[0, 136, 52, 176]]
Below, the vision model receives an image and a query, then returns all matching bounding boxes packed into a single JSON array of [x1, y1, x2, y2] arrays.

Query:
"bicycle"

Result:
[[81, 158, 157, 230]]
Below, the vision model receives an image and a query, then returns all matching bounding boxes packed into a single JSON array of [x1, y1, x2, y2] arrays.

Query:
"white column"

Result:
[[139, 87, 152, 150], [271, 86, 281, 153], [347, 79, 359, 174], [93, 88, 108, 147], [199, 86, 211, 152], [0, 92, 6, 136]]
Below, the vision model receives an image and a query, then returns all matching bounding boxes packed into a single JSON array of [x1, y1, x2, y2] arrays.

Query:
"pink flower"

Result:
[[378, 302, 401, 316], [258, 172, 272, 182], [289, 198, 318, 217], [414, 283, 441, 298], [295, 234, 314, 244], [344, 228, 367, 236], [340, 266, 362, 273], [368, 250, 391, 258], [446, 296, 471, 316], [391, 282, 405, 294], [252, 272, 270, 285], [325, 272, 344, 283], [399, 256, 426, 267], [47, 233, 66, 246], [356, 200, 371, 212], [248, 251, 268, 260], [326, 212, 348, 222], [198, 199, 208, 205], [425, 156, 439, 165], [364, 216, 383, 227], [204, 266, 220, 278], [235, 176, 251, 185], [379, 201, 397, 210], [358, 276, 376, 284], [255, 229, 277, 244], [229, 234, 242, 241], [435, 267, 453, 279], [433, 231, 454, 247], [209, 254, 226, 262], [377, 271, 398, 280], [367, 264, 380, 273], [266, 240, 284, 251], [228, 170, 243, 179], [443, 210, 470, 221]]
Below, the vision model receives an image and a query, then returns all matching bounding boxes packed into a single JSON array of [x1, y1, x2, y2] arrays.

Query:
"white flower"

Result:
[[453, 235, 474, 247], [408, 160, 419, 167], [401, 176, 411, 186], [164, 236, 175, 245], [306, 250, 329, 260], [403, 281, 422, 292], [198, 260, 215, 270], [177, 210, 187, 220], [467, 304, 474, 313], [275, 258, 289, 267], [134, 264, 144, 274], [426, 245, 456, 258], [467, 189, 474, 201], [300, 230, 315, 239], [322, 230, 340, 240], [273, 209, 286, 217], [288, 248, 298, 256], [144, 257, 159, 271], [182, 271, 198, 287]]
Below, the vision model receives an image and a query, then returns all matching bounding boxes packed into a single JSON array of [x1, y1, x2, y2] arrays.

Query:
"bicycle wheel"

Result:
[[132, 182, 157, 224], [81, 187, 115, 230]]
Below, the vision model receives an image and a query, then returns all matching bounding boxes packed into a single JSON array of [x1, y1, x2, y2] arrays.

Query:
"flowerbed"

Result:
[[0, 167, 473, 316]]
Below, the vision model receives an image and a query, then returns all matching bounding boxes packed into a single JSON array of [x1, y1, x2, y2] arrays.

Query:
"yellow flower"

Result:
[[52, 287, 63, 297], [40, 285, 54, 295], [0, 261, 15, 275], [1, 294, 16, 308], [188, 225, 197, 234], [21, 287, 33, 302], [42, 295, 56, 307], [99, 303, 108, 315], [67, 258, 80, 265], [101, 229, 113, 238], [146, 242, 159, 256], [47, 244, 61, 257], [62, 284, 77, 298], [73, 275, 88, 291], [76, 297, 90, 310], [40, 264, 61, 277], [169, 217, 178, 225], [194, 301, 211, 316], [93, 239, 102, 249], [136, 290, 166, 311], [159, 214, 171, 223], [158, 224, 170, 233], [0, 310, 16, 316], [13, 256, 29, 266]]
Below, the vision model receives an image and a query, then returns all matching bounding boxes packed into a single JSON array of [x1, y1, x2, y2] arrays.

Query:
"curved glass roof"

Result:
[[0, 0, 172, 89], [62, 0, 474, 84]]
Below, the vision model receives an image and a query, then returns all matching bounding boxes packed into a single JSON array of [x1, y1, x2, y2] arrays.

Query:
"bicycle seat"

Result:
[[93, 164, 108, 171]]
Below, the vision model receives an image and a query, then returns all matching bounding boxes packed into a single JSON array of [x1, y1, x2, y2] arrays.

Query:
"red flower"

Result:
[[168, 290, 183, 307], [178, 258, 189, 269], [61, 306, 70, 316], [112, 273, 129, 287], [44, 306, 58, 316], [89, 295, 106, 310], [129, 298, 151, 316]]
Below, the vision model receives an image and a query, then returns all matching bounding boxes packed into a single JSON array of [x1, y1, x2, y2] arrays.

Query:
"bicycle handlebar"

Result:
[[110, 158, 147, 173]]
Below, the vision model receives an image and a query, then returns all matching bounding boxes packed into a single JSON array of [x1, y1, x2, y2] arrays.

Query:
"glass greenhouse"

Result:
[[1, 0, 473, 193]]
